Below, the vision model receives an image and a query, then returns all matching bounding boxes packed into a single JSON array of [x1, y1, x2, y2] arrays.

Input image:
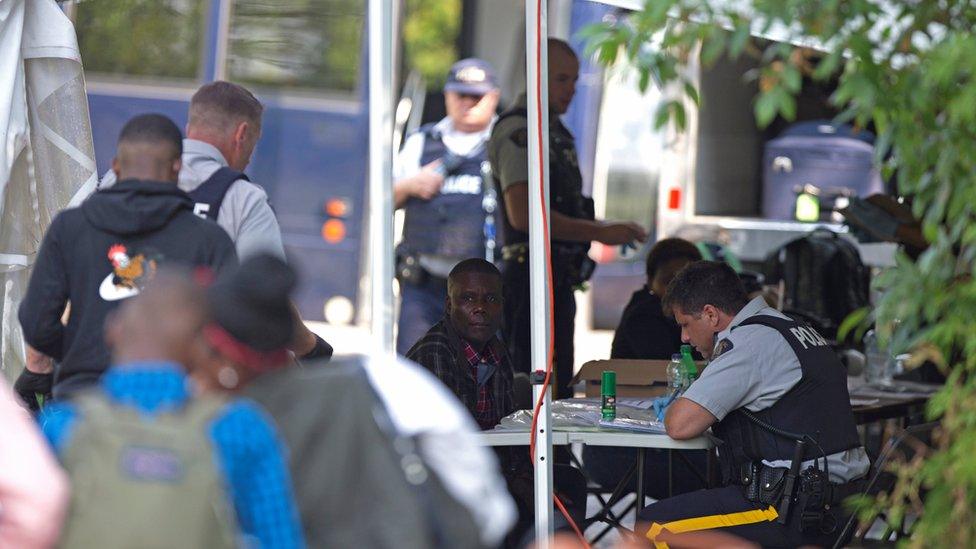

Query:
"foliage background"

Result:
[[74, 0, 459, 93], [403, 0, 461, 90], [586, 1, 976, 545], [75, 0, 367, 92], [75, 0, 205, 80]]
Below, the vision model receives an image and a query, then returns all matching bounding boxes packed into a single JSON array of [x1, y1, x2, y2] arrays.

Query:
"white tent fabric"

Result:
[[0, 0, 95, 381]]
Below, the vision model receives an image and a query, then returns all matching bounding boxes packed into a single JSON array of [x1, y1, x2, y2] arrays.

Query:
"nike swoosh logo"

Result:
[[99, 273, 140, 302]]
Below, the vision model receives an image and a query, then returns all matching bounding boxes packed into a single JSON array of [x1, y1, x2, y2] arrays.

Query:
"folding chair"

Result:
[[833, 421, 939, 548]]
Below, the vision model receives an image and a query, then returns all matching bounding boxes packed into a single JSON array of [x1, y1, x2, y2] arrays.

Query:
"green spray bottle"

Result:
[[601, 371, 616, 421]]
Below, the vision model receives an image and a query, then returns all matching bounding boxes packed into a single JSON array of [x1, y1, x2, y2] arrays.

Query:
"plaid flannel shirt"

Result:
[[461, 340, 500, 430], [406, 318, 515, 430]]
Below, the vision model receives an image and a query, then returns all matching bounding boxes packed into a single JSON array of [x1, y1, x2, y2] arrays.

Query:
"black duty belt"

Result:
[[501, 242, 595, 287], [395, 255, 448, 289], [741, 462, 865, 507], [742, 462, 788, 507]]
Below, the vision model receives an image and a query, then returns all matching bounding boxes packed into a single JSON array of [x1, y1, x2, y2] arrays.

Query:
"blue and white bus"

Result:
[[74, 0, 828, 333], [69, 0, 369, 324]]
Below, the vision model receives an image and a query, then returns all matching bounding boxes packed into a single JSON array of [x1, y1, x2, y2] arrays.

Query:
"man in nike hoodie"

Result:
[[17, 114, 237, 401]]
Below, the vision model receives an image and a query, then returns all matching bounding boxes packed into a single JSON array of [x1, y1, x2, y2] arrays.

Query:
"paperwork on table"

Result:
[[495, 398, 667, 434]]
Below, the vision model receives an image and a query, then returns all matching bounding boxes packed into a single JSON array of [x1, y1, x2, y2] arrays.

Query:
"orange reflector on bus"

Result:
[[325, 198, 349, 218], [322, 219, 346, 243], [668, 187, 682, 210]]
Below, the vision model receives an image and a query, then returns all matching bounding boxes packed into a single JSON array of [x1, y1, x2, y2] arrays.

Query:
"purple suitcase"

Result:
[[762, 122, 883, 220]]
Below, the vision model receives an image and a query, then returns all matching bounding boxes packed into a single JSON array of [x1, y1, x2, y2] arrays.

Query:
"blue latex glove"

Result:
[[652, 391, 679, 422]]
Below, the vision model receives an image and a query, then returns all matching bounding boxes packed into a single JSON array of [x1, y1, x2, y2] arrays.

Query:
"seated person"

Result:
[[611, 237, 702, 359], [406, 258, 586, 546], [587, 238, 706, 500], [189, 254, 515, 549], [406, 258, 515, 429], [640, 261, 868, 548]]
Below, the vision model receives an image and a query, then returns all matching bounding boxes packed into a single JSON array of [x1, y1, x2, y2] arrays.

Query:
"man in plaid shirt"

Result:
[[406, 258, 514, 430], [407, 258, 592, 544]]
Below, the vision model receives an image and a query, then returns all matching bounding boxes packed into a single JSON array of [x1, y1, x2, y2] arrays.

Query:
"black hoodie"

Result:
[[19, 179, 237, 398]]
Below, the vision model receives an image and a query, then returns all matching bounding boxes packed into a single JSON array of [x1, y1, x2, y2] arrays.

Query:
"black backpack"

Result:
[[763, 229, 870, 339]]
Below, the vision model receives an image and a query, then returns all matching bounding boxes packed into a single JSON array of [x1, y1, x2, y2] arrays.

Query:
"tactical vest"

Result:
[[712, 315, 861, 484], [400, 125, 489, 259], [59, 392, 239, 549], [188, 167, 248, 221], [491, 107, 595, 248], [491, 107, 596, 282]]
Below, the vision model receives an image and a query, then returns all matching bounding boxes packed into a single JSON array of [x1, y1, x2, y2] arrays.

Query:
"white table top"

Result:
[[477, 429, 713, 450], [475, 431, 569, 446]]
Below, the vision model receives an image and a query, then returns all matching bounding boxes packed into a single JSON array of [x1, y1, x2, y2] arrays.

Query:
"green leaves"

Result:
[[781, 64, 802, 93], [754, 86, 795, 127], [838, 306, 871, 343], [654, 100, 687, 130], [580, 22, 625, 66], [403, 0, 461, 90], [728, 20, 752, 59], [812, 48, 843, 80], [701, 28, 727, 66], [583, 1, 976, 545], [753, 91, 777, 127], [683, 80, 700, 106]]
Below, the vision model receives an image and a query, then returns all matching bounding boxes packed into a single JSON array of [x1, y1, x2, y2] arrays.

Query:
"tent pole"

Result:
[[526, 0, 554, 545], [367, 0, 395, 356]]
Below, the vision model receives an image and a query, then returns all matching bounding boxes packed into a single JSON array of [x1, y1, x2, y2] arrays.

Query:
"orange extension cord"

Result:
[[525, 2, 590, 546]]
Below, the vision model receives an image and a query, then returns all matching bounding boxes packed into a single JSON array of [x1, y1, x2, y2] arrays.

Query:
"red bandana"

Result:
[[203, 324, 289, 372]]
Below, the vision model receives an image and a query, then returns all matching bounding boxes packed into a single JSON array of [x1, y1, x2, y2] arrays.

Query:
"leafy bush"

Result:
[[586, 1, 976, 545]]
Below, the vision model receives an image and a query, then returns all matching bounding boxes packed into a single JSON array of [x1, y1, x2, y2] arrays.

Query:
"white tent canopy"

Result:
[[0, 0, 96, 380], [367, 0, 636, 544], [367, 0, 829, 542]]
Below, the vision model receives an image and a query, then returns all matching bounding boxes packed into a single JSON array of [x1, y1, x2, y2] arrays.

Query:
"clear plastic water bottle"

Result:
[[667, 353, 686, 394], [864, 329, 893, 385]]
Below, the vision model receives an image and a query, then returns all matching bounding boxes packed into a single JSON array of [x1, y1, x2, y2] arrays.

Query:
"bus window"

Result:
[[226, 0, 366, 93], [74, 0, 206, 81]]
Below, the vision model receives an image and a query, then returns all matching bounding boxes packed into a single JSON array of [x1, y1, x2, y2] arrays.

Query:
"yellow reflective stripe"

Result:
[[665, 505, 780, 533], [646, 521, 670, 549], [646, 505, 779, 548]]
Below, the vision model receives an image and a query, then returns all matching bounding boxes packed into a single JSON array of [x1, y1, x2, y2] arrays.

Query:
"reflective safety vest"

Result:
[[712, 314, 861, 484], [400, 125, 490, 259]]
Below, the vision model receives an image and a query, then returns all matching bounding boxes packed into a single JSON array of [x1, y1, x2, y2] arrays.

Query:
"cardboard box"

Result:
[[572, 359, 706, 398]]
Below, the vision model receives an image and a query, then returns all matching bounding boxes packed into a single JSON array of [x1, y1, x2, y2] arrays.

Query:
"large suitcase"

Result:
[[762, 121, 883, 220]]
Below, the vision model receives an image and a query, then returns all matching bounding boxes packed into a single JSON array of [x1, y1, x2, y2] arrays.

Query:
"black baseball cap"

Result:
[[207, 254, 296, 354], [444, 58, 498, 96]]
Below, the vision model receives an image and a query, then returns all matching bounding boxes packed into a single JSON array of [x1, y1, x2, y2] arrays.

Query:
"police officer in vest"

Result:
[[487, 38, 646, 398], [393, 59, 501, 355], [641, 260, 869, 547]]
